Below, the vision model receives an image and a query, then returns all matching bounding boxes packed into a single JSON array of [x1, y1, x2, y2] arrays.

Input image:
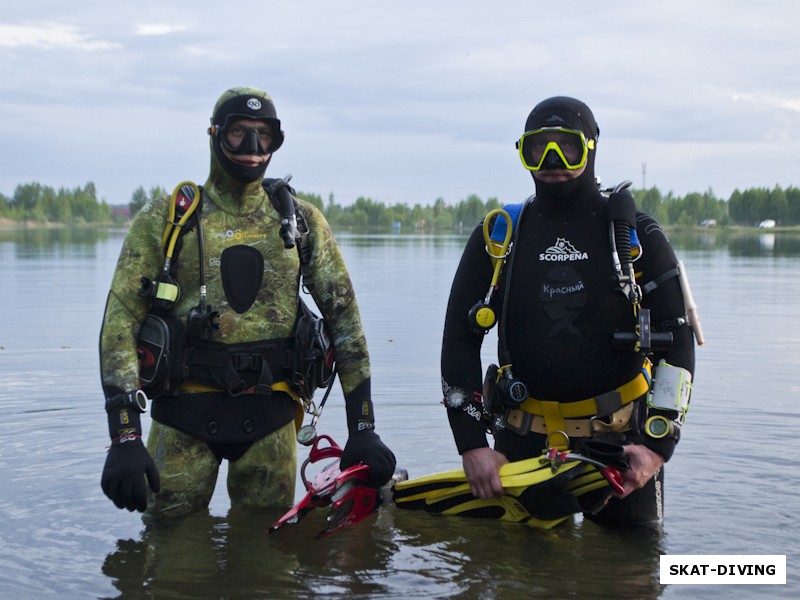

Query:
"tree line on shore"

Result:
[[2, 180, 799, 230]]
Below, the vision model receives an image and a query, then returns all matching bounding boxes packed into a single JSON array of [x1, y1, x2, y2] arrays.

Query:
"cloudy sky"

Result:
[[2, 1, 798, 207]]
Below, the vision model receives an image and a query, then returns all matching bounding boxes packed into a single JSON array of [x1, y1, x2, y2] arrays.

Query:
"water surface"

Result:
[[0, 227, 797, 598]]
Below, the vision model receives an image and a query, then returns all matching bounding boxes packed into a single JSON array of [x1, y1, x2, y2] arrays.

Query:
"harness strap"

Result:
[[642, 265, 681, 295], [186, 338, 293, 396], [539, 401, 566, 439]]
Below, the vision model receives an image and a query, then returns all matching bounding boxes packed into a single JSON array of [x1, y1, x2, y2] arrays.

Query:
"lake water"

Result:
[[0, 226, 798, 599]]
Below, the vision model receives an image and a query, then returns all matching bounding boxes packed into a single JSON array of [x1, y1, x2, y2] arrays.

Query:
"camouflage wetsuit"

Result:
[[100, 87, 394, 517]]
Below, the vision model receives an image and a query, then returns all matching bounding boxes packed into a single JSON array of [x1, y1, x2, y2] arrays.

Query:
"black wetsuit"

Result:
[[441, 186, 695, 525]]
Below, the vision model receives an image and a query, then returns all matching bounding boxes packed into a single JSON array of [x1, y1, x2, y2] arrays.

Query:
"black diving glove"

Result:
[[100, 393, 160, 512], [341, 428, 397, 488], [577, 438, 631, 471], [341, 380, 397, 486]]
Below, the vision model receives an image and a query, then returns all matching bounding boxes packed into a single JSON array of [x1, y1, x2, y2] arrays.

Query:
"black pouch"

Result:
[[137, 313, 186, 397], [291, 299, 335, 399], [482, 364, 500, 415]]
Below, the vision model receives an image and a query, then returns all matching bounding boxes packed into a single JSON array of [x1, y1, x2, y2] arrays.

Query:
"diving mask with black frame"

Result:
[[216, 121, 276, 156], [517, 127, 594, 171]]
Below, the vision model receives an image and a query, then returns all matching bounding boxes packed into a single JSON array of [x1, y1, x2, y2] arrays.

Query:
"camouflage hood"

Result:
[[205, 87, 284, 215]]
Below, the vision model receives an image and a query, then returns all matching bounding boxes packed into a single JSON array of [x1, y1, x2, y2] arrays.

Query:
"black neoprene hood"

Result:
[[523, 96, 600, 201], [524, 96, 599, 141]]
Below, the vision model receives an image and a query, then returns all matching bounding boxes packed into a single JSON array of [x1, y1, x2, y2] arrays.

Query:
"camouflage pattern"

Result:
[[211, 86, 274, 121], [146, 420, 297, 516], [99, 131, 370, 397], [225, 420, 296, 507], [99, 86, 371, 512]]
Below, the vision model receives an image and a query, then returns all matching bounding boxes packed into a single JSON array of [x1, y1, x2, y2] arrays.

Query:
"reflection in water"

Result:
[[0, 226, 114, 259], [666, 227, 800, 257], [101, 506, 665, 600], [102, 505, 410, 599], [759, 233, 776, 252], [6, 225, 800, 257], [103, 508, 303, 599], [336, 232, 470, 249], [387, 511, 665, 599]]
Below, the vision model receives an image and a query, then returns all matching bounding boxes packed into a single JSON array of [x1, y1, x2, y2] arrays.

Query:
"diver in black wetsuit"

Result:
[[440, 96, 696, 526]]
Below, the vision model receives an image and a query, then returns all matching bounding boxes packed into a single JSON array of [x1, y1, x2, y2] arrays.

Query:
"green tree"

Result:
[[129, 185, 167, 218], [325, 193, 343, 224], [351, 197, 385, 228], [297, 191, 325, 213], [769, 186, 788, 224], [634, 187, 668, 224], [54, 188, 74, 222], [12, 183, 43, 216], [454, 194, 487, 228], [129, 186, 148, 216], [7, 180, 800, 227], [786, 187, 800, 224]]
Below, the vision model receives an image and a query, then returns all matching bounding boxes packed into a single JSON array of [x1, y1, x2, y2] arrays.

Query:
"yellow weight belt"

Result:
[[505, 361, 652, 447]]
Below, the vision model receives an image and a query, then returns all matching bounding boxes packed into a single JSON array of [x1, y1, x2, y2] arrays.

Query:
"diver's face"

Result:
[[532, 162, 586, 184], [220, 118, 273, 168], [518, 126, 591, 183]]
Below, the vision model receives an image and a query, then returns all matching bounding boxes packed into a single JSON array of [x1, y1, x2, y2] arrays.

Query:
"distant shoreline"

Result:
[[2, 218, 799, 234], [0, 218, 117, 229]]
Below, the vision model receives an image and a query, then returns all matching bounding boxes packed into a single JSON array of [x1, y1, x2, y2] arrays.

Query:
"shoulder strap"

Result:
[[489, 202, 525, 244], [263, 177, 313, 281], [497, 197, 534, 365]]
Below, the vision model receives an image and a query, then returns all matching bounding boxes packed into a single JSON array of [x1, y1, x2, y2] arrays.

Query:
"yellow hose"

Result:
[[482, 209, 513, 288], [161, 181, 201, 257]]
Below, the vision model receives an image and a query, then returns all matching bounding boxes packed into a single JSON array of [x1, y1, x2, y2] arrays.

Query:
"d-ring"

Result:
[[545, 430, 570, 449]]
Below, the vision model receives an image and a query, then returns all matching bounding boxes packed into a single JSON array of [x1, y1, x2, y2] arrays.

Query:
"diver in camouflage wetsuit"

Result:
[[100, 87, 396, 517]]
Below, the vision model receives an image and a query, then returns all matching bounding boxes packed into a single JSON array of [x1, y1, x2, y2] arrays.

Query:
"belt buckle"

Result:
[[501, 409, 533, 435], [232, 353, 261, 371], [589, 414, 606, 435], [589, 403, 634, 434]]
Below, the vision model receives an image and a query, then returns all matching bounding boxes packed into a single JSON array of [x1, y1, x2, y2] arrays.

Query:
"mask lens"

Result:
[[221, 122, 273, 155], [518, 128, 589, 171]]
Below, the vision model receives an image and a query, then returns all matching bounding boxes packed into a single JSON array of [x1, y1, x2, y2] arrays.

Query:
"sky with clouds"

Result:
[[2, 1, 798, 207]]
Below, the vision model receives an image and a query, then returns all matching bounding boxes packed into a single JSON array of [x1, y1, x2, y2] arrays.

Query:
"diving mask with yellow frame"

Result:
[[517, 127, 595, 171]]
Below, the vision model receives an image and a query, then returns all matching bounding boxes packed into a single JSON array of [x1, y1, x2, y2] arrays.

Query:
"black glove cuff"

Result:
[[106, 401, 145, 443], [344, 379, 376, 434], [105, 390, 148, 414]]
